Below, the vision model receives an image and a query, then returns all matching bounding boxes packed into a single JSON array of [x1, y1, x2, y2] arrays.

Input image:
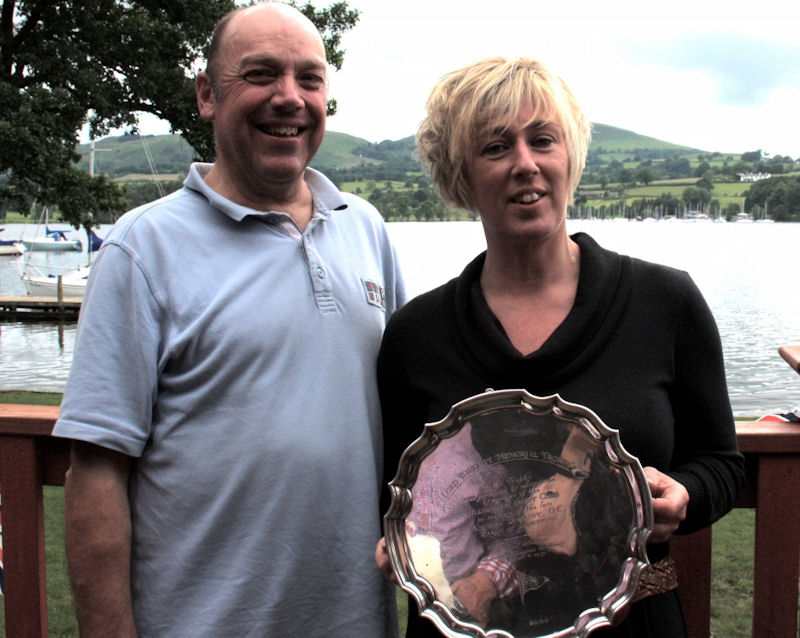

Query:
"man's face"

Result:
[[198, 5, 328, 206]]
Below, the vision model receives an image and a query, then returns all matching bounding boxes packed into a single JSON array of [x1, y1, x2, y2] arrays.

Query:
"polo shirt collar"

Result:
[[183, 163, 348, 223]]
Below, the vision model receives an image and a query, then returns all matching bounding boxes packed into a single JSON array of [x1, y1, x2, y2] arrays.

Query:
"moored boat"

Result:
[[0, 228, 24, 255], [16, 229, 102, 299], [21, 228, 82, 252], [19, 264, 90, 299], [21, 205, 82, 251]]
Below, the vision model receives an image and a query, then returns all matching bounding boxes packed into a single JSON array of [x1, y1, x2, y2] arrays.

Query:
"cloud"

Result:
[[625, 34, 800, 106], [123, 0, 800, 158]]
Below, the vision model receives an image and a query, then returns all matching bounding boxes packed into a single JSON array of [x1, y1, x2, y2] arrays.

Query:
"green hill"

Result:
[[590, 123, 695, 153], [76, 133, 196, 179], [76, 130, 391, 177], [310, 131, 384, 168], [66, 125, 798, 223], [78, 125, 700, 180]]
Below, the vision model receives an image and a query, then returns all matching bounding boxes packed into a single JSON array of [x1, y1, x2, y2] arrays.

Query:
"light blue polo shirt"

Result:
[[55, 164, 405, 637]]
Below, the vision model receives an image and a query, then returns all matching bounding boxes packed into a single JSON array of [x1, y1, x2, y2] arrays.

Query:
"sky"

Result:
[[137, 0, 800, 158]]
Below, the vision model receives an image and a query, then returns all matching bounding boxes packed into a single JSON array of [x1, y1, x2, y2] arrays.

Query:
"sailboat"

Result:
[[21, 207, 82, 252], [20, 263, 91, 298], [0, 228, 24, 256], [755, 200, 775, 223], [18, 230, 102, 299], [19, 133, 158, 297]]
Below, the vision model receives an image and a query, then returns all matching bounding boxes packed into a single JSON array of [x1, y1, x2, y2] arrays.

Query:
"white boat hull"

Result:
[[21, 267, 90, 299], [0, 243, 23, 256], [21, 238, 82, 252]]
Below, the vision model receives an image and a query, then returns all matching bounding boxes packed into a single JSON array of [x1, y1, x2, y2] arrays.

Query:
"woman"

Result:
[[376, 57, 745, 637]]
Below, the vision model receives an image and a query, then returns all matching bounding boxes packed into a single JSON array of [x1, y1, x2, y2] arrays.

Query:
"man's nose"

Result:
[[271, 76, 303, 110]]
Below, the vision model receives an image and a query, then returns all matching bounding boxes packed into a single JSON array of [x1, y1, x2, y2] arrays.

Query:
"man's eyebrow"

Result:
[[239, 53, 327, 72]]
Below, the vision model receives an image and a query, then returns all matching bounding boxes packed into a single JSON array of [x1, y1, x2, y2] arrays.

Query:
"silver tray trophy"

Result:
[[384, 389, 653, 638]]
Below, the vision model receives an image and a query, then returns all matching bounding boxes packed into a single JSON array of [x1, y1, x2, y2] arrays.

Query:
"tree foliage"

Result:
[[0, 0, 359, 229], [740, 150, 762, 163], [682, 186, 712, 209], [635, 167, 654, 186], [745, 175, 800, 221]]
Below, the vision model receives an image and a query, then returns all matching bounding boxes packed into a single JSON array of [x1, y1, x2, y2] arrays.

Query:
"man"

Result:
[[55, 3, 405, 636]]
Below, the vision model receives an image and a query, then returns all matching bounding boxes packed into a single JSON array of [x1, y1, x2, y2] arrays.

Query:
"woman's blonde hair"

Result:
[[416, 57, 591, 211]]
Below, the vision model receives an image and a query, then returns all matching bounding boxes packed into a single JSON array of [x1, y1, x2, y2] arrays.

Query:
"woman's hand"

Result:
[[644, 466, 689, 544], [374, 537, 398, 583]]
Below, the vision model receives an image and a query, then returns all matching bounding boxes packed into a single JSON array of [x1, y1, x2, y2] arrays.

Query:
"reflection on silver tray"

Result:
[[385, 389, 653, 638]]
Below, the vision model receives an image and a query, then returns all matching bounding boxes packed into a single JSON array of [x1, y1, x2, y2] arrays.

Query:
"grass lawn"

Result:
[[0, 390, 62, 406], [0, 392, 766, 635], [710, 509, 755, 636], [0, 213, 34, 223]]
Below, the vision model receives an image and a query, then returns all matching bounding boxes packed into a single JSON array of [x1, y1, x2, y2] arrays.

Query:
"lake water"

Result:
[[1, 220, 798, 416]]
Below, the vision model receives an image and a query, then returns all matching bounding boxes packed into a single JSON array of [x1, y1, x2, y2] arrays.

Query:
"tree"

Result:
[[745, 175, 800, 221], [664, 156, 691, 178], [635, 167, 655, 186], [0, 0, 359, 229], [652, 193, 681, 217], [741, 150, 762, 163], [417, 199, 434, 221], [682, 186, 711, 210], [617, 168, 634, 188], [1, 0, 230, 227], [723, 202, 740, 221], [695, 176, 713, 192], [694, 161, 710, 178]]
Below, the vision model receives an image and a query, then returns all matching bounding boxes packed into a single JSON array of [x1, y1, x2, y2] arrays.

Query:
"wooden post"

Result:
[[0, 404, 62, 638], [751, 455, 800, 637], [737, 421, 800, 638], [0, 436, 49, 637], [672, 529, 712, 638]]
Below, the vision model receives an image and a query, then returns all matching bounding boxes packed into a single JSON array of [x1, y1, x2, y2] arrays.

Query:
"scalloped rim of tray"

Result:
[[385, 389, 654, 638]]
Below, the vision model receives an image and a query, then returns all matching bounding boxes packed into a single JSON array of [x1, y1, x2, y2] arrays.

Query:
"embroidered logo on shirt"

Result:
[[362, 279, 386, 311]]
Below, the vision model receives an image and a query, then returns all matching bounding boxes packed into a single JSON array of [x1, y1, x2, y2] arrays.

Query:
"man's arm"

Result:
[[64, 441, 138, 638]]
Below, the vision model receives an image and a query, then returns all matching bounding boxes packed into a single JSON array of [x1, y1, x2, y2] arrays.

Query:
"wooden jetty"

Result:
[[0, 295, 81, 321]]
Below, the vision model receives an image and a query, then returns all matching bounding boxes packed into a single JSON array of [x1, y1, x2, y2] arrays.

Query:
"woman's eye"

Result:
[[482, 142, 507, 156], [531, 136, 554, 148]]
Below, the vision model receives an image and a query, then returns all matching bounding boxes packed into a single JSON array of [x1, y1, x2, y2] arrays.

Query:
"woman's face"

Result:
[[465, 104, 571, 247]]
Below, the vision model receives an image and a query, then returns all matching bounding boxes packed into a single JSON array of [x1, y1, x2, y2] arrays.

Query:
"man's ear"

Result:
[[196, 72, 216, 122]]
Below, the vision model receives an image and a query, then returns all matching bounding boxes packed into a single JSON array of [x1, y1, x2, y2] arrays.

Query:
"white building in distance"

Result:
[[738, 172, 772, 182]]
